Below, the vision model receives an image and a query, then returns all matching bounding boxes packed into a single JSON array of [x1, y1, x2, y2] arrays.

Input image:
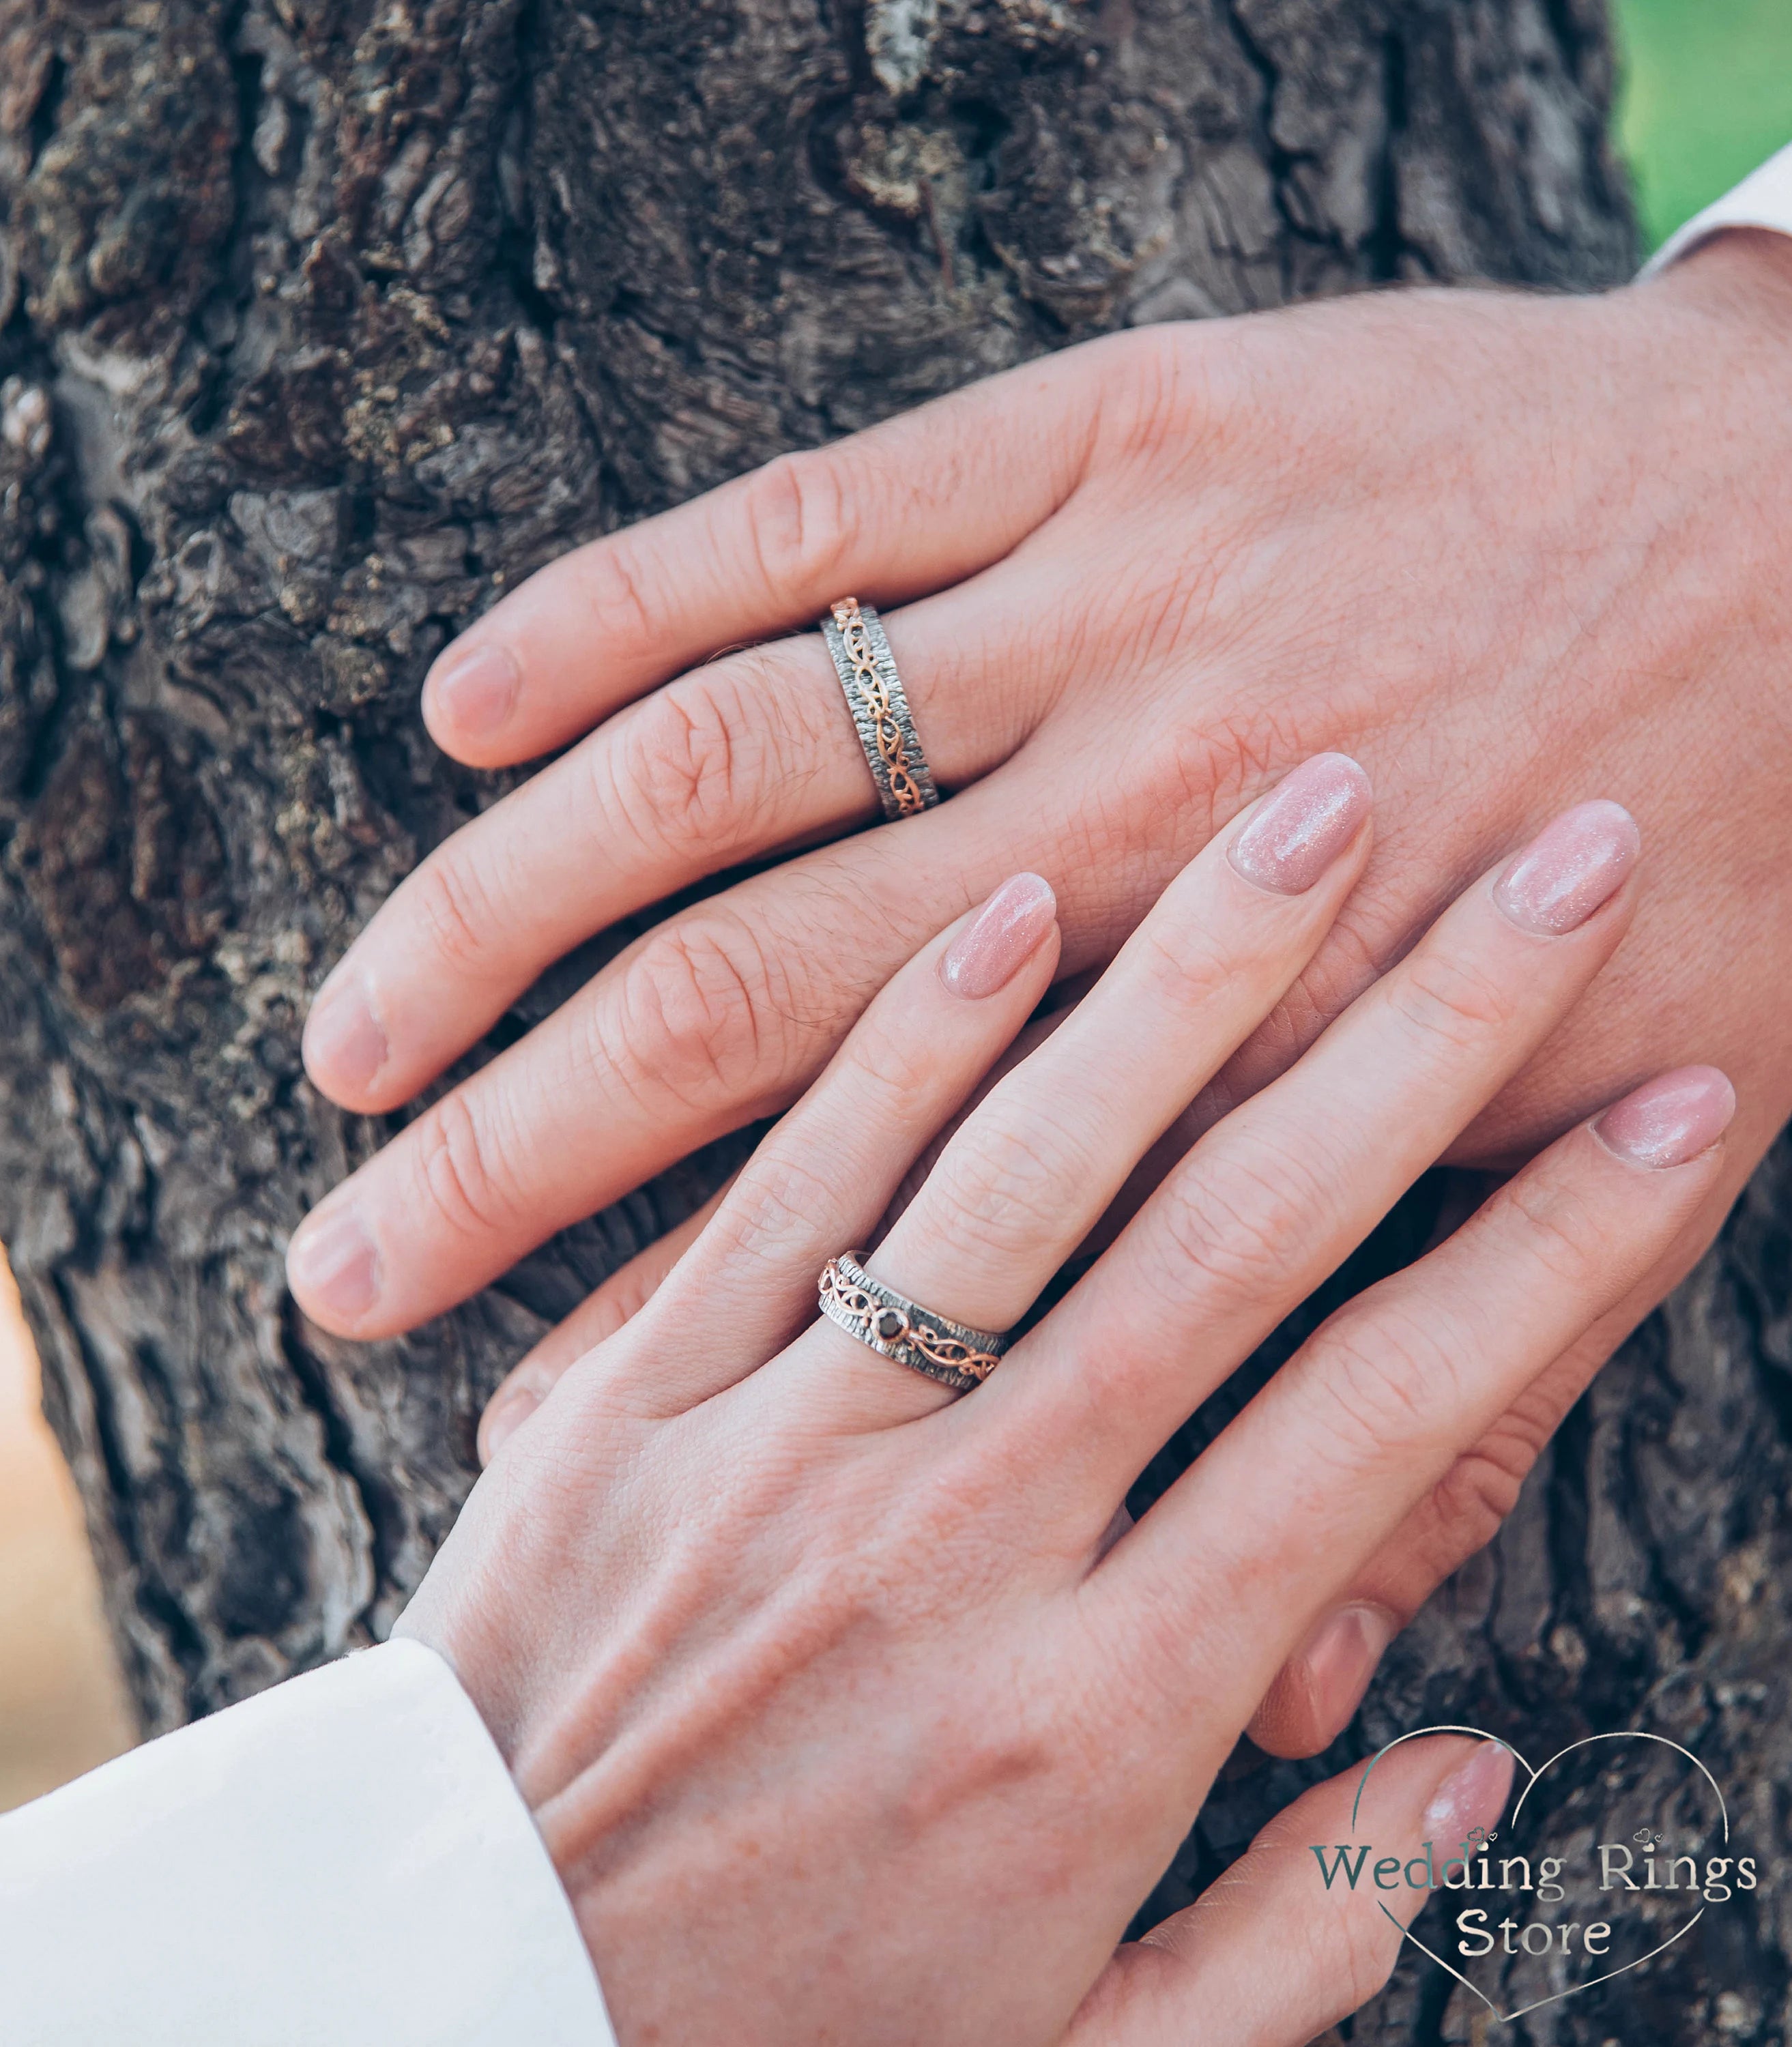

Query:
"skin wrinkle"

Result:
[[407, 833, 512, 981], [744, 450, 860, 610], [620, 916, 791, 1105], [634, 673, 767, 848], [923, 1109, 1101, 1251], [571, 525, 660, 665], [403, 1086, 524, 1245]]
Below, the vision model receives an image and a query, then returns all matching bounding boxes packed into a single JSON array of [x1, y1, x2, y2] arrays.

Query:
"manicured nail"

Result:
[[1493, 800, 1640, 935], [426, 641, 519, 737], [1228, 753, 1372, 895], [478, 1383, 540, 1466], [1593, 1065, 1735, 1169], [1295, 1603, 1395, 1739], [287, 1206, 381, 1322], [1424, 1740, 1514, 1844], [938, 873, 1057, 999], [304, 977, 389, 1096]]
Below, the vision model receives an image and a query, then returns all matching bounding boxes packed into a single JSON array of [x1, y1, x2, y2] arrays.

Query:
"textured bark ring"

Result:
[[820, 598, 942, 820], [817, 1251, 1010, 1393]]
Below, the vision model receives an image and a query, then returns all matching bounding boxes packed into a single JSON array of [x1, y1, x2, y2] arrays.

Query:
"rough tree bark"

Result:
[[1, 3, 1784, 2040]]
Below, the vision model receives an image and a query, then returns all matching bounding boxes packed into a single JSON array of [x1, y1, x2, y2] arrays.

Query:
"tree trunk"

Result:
[[8, 3, 1783, 2039]]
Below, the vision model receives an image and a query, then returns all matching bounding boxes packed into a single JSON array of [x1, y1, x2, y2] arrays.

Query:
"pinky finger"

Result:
[[1247, 1150, 1749, 1759], [1245, 1318, 1619, 1759], [1065, 1737, 1513, 2047], [478, 1185, 731, 1464]]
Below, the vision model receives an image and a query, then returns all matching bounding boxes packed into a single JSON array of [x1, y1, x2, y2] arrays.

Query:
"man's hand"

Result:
[[289, 231, 1792, 1329]]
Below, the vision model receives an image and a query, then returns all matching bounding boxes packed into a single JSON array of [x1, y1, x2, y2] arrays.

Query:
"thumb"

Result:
[[1065, 1736, 1513, 2047]]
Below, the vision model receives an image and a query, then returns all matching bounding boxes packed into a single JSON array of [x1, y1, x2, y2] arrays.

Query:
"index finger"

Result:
[[422, 347, 1106, 766]]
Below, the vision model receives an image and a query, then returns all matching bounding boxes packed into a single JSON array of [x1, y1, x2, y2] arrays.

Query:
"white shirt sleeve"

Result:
[[0, 1638, 617, 2047], [1641, 141, 1792, 276]]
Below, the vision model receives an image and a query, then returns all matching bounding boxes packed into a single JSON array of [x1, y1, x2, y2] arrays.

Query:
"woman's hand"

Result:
[[1060, 1732, 1514, 2047], [289, 231, 1792, 1353], [396, 768, 1733, 2044]]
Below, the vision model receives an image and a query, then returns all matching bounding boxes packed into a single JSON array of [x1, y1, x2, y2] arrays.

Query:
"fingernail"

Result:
[[1295, 1603, 1395, 1739], [304, 977, 389, 1096], [1228, 753, 1372, 895], [287, 1206, 381, 1322], [1593, 1064, 1736, 1169], [426, 641, 519, 737], [1492, 800, 1641, 935], [938, 873, 1057, 999], [1424, 1740, 1515, 1844], [478, 1383, 540, 1466]]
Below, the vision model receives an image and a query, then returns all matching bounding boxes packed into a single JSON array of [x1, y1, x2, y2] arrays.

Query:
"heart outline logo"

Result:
[[1348, 1725, 1729, 2025]]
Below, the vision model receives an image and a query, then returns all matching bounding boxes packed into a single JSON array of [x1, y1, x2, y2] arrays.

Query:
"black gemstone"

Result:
[[875, 1307, 906, 1341]]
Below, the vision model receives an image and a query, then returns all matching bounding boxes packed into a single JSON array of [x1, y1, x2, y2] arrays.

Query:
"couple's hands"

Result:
[[397, 774, 1731, 2045], [291, 227, 1792, 1751], [288, 233, 1792, 1336]]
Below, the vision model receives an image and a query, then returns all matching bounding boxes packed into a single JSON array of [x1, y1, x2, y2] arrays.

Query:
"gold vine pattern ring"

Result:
[[820, 597, 942, 822], [817, 1251, 1010, 1394]]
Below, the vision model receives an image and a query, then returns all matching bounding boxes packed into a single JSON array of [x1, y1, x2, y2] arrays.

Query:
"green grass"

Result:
[[1615, 0, 1792, 250]]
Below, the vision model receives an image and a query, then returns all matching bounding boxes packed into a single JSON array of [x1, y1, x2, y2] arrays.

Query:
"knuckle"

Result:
[[409, 1087, 521, 1240], [1305, 1302, 1455, 1462], [858, 1026, 947, 1122], [1387, 942, 1518, 1055], [1153, 1144, 1331, 1319], [723, 1146, 842, 1253], [925, 1114, 1090, 1260], [1134, 921, 1232, 1018], [1503, 1169, 1608, 1287], [1428, 1443, 1529, 1563], [744, 450, 855, 602], [612, 671, 761, 851], [612, 917, 788, 1114], [831, 1013, 955, 1142], [409, 848, 505, 976], [579, 534, 661, 650]]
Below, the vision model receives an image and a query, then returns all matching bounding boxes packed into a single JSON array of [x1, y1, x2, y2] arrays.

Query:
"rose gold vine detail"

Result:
[[818, 1258, 1002, 1383], [830, 597, 928, 817]]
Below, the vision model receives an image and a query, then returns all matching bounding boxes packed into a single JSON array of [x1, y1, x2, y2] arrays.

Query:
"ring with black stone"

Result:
[[816, 1250, 1010, 1394]]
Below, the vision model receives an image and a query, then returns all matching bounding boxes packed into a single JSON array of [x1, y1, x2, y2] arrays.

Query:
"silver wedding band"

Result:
[[821, 598, 942, 822], [818, 1251, 1010, 1394]]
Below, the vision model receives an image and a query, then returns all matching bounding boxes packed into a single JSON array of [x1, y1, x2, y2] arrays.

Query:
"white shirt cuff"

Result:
[[1640, 141, 1792, 277], [0, 1638, 617, 2046]]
